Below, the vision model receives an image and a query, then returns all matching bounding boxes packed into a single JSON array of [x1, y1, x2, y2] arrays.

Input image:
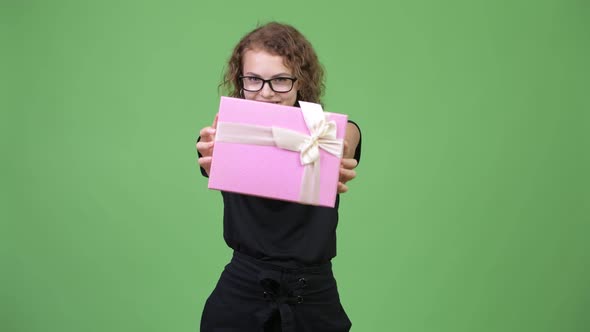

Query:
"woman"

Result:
[[197, 22, 362, 332]]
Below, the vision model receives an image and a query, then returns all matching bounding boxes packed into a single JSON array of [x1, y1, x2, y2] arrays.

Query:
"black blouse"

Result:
[[199, 121, 362, 268]]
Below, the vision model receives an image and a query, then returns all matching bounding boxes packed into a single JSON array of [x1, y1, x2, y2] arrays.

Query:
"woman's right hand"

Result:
[[196, 114, 218, 176]]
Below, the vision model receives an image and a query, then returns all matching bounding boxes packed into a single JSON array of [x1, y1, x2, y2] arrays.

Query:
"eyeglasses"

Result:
[[239, 76, 297, 93]]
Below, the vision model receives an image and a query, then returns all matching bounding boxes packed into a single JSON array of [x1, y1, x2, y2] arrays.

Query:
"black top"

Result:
[[199, 121, 362, 268]]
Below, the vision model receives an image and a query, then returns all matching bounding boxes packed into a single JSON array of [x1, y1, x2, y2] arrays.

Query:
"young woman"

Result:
[[197, 22, 362, 332]]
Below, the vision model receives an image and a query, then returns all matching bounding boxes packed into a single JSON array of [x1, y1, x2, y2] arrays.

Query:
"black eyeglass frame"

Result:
[[239, 76, 298, 93]]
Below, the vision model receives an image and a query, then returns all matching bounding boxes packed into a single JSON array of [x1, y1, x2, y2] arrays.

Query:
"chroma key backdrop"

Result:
[[2, 1, 588, 331]]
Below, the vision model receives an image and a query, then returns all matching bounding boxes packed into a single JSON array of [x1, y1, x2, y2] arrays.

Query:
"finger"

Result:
[[339, 168, 356, 183], [337, 182, 348, 194], [198, 156, 212, 167], [196, 141, 215, 155], [341, 158, 358, 170], [199, 126, 216, 140], [198, 156, 212, 175], [212, 113, 219, 129], [196, 141, 214, 149]]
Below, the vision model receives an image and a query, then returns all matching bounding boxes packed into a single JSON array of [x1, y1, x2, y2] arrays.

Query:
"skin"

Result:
[[197, 49, 360, 193]]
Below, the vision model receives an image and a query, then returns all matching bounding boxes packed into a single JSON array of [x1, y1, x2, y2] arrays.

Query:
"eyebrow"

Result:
[[244, 72, 293, 78]]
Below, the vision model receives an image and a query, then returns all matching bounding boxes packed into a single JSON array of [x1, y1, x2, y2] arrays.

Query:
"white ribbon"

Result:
[[215, 101, 343, 205]]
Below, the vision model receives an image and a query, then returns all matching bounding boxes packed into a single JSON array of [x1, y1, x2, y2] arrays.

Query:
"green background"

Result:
[[2, 0, 589, 331]]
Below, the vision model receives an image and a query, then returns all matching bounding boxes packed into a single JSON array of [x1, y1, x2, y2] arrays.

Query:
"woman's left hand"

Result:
[[338, 141, 358, 194]]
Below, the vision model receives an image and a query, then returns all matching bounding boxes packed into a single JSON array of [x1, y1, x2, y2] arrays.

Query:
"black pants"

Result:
[[200, 251, 352, 332]]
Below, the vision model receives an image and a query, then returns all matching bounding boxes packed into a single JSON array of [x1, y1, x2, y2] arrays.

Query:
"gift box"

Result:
[[208, 96, 348, 207]]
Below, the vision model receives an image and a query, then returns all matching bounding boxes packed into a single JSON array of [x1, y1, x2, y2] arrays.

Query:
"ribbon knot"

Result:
[[300, 132, 320, 165]]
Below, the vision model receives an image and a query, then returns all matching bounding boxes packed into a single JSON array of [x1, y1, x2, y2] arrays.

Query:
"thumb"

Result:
[[342, 140, 350, 158], [212, 113, 219, 129]]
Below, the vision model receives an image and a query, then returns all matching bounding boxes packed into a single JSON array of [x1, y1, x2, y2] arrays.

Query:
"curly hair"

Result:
[[221, 22, 325, 105]]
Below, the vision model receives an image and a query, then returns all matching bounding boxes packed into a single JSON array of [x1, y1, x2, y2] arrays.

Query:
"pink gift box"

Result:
[[208, 96, 348, 207]]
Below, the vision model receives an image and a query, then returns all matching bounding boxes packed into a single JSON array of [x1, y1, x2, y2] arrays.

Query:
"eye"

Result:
[[273, 77, 290, 83], [245, 77, 260, 83]]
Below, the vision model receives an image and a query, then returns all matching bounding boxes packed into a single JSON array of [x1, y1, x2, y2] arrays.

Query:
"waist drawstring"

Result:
[[258, 270, 309, 332]]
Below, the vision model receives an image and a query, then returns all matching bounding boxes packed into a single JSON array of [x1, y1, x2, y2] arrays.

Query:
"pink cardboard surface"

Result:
[[208, 97, 348, 207]]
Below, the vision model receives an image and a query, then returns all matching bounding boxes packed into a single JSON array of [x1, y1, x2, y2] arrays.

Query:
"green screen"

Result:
[[2, 0, 588, 331]]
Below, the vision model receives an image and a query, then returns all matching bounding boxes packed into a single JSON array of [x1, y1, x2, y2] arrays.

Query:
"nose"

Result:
[[259, 81, 275, 98]]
